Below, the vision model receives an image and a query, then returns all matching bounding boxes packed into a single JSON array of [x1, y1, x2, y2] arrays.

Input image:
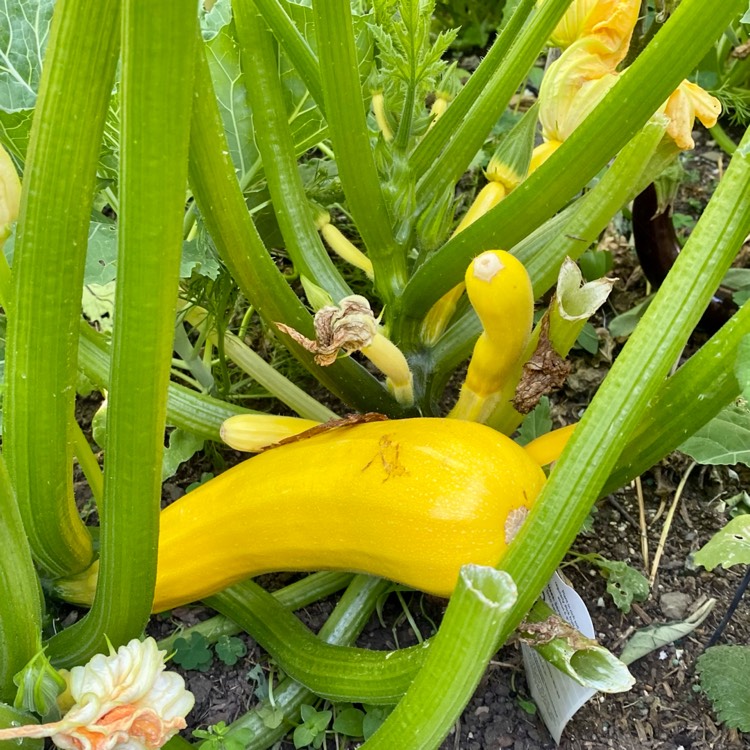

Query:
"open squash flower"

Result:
[[547, 0, 640, 70], [662, 79, 722, 150], [0, 638, 194, 750]]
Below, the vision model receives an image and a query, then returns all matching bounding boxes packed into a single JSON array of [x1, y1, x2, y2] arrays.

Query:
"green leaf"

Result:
[[362, 706, 390, 740], [204, 17, 257, 179], [81, 281, 116, 334], [0, 0, 55, 161], [696, 645, 750, 731], [256, 702, 284, 729], [172, 633, 214, 672], [679, 401, 750, 466], [293, 724, 316, 749], [608, 296, 654, 339], [214, 635, 247, 666], [516, 397, 552, 446], [693, 514, 750, 570], [574, 321, 599, 354], [332, 706, 364, 737], [580, 553, 649, 614], [84, 221, 118, 285], [181, 225, 222, 280], [620, 599, 715, 665], [161, 429, 205, 482]]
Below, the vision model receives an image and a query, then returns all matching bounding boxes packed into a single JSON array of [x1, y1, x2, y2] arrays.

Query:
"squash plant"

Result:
[[0, 0, 749, 748]]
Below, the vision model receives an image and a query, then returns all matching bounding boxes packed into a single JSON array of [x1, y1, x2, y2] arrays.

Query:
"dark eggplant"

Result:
[[632, 183, 737, 333]]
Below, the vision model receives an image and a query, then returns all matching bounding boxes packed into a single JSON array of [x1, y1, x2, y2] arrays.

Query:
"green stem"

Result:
[[225, 576, 398, 749], [0, 453, 42, 701], [492, 124, 750, 654], [71, 421, 104, 507], [157, 572, 353, 653], [413, 0, 570, 215], [206, 577, 424, 704], [361, 566, 516, 749], [252, 0, 324, 112], [603, 298, 750, 494], [233, 1, 351, 301], [399, 0, 746, 325], [522, 599, 633, 693], [189, 42, 404, 415], [709, 122, 738, 156], [4, 0, 119, 576], [77, 322, 255, 442], [409, 0, 537, 178], [313, 0, 407, 304], [188, 308, 337, 422], [46, 0, 198, 666]]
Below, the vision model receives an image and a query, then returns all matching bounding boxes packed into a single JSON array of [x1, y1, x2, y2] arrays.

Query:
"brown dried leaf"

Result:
[[513, 316, 571, 414], [268, 413, 389, 450]]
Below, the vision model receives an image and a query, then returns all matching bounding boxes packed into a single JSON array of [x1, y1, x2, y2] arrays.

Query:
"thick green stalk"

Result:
[[226, 576, 397, 749], [207, 577, 425, 704], [78, 322, 254, 442], [157, 571, 353, 653], [4, 0, 119, 576], [492, 126, 750, 653], [399, 0, 746, 324], [603, 298, 750, 494], [189, 43, 404, 415], [361, 567, 516, 749], [252, 0, 324, 112], [414, 0, 571, 215], [234, 1, 351, 301], [409, 0, 538, 178], [0, 453, 42, 701], [46, 0, 198, 666], [312, 0, 407, 304]]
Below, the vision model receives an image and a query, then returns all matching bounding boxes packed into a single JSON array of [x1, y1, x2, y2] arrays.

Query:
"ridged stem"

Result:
[[46, 0, 198, 666], [206, 577, 425, 704], [223, 576, 398, 749], [157, 572, 353, 653], [312, 0, 406, 304], [4, 0, 119, 576], [413, 0, 570, 215], [603, 298, 750, 494], [188, 43, 403, 415], [361, 566, 516, 749], [233, 1, 351, 300], [0, 453, 42, 700]]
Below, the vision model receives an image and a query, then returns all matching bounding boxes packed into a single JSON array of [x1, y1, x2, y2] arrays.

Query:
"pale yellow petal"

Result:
[[662, 80, 722, 150]]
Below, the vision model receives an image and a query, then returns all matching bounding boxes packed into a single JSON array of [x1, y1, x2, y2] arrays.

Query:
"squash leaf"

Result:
[[693, 514, 750, 570], [696, 646, 750, 731], [679, 401, 750, 466]]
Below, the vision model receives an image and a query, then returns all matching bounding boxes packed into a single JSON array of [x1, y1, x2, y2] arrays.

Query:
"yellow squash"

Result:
[[57, 418, 546, 612]]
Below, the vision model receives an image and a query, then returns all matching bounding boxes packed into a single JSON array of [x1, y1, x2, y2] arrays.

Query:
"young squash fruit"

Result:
[[57, 418, 546, 612]]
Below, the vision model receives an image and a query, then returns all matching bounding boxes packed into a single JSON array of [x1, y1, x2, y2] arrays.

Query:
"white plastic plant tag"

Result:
[[521, 572, 597, 743]]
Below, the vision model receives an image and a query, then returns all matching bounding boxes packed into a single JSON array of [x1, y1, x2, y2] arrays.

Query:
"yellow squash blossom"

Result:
[[0, 638, 194, 750], [662, 80, 722, 150], [548, 0, 640, 70]]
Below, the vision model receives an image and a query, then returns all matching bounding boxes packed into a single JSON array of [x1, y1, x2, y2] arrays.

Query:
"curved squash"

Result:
[[57, 418, 546, 612]]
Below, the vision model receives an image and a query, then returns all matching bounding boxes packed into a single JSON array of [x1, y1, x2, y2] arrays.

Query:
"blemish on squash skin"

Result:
[[362, 434, 407, 481], [504, 506, 529, 544]]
